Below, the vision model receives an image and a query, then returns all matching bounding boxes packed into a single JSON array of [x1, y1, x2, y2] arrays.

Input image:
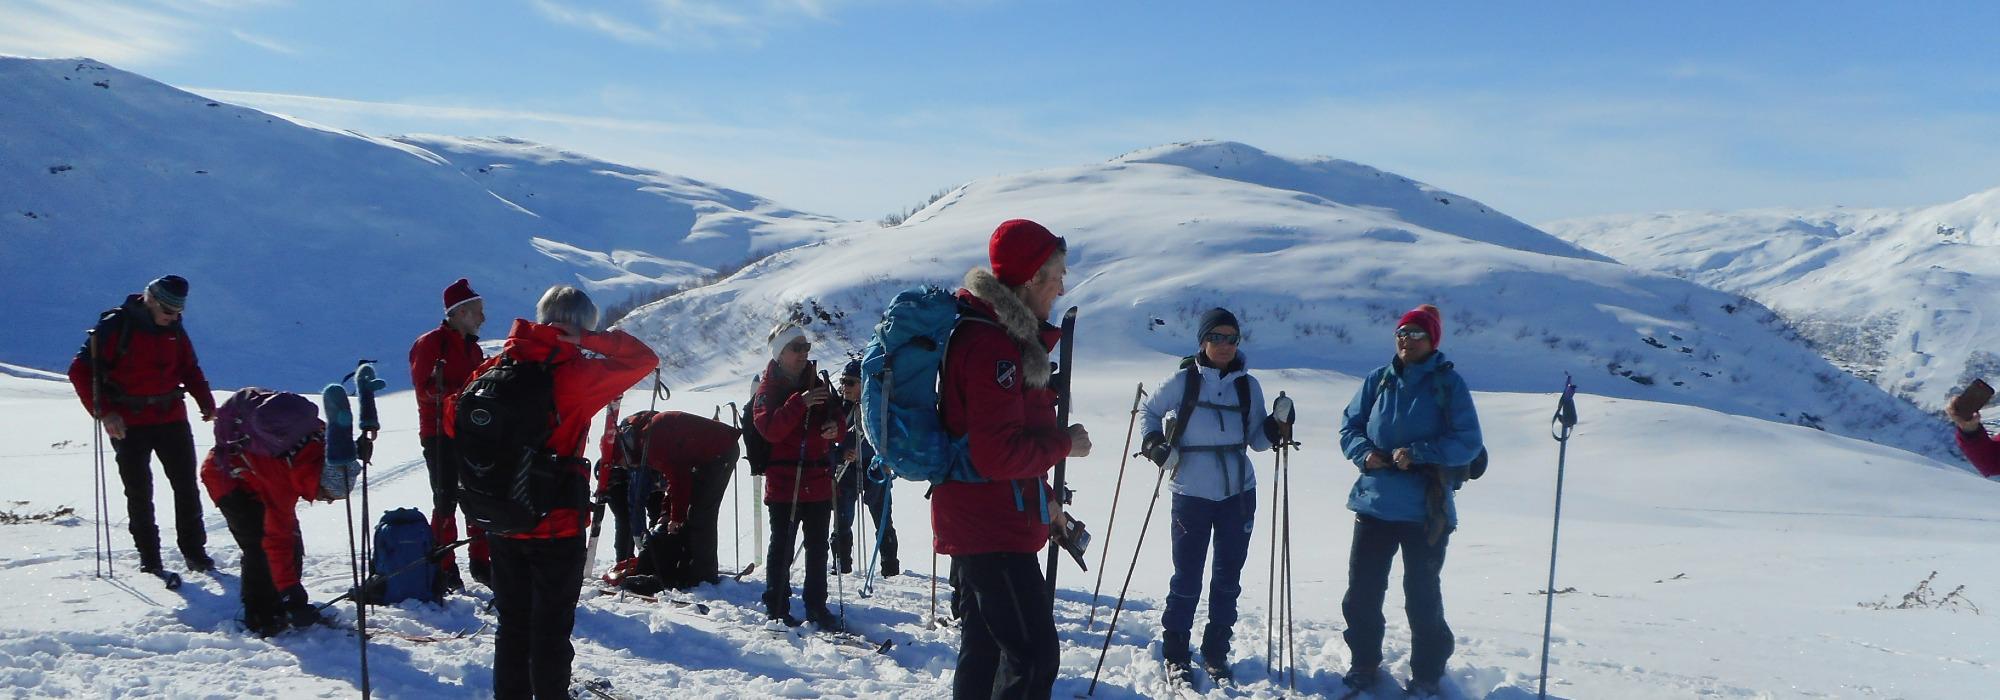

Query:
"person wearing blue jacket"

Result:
[[1336, 303, 1483, 697], [1138, 308, 1288, 683]]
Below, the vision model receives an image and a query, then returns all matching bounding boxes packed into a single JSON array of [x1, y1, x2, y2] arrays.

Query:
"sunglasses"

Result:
[[1202, 332, 1241, 345], [1395, 327, 1429, 341], [785, 342, 811, 353]]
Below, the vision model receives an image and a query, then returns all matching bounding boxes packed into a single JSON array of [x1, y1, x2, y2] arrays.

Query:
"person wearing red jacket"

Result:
[[936, 219, 1093, 700], [446, 285, 657, 700], [624, 411, 740, 591], [200, 394, 330, 636], [751, 323, 846, 628], [409, 277, 489, 590], [67, 275, 217, 575], [1947, 389, 2000, 478]]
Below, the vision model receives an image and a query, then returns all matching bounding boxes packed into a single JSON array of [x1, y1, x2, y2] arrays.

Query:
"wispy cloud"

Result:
[[229, 29, 298, 56], [530, 0, 852, 48], [0, 0, 194, 65]]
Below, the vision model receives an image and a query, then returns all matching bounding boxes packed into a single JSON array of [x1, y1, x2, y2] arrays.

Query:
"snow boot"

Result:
[[880, 558, 900, 578], [806, 607, 844, 632], [1404, 677, 1443, 698], [278, 585, 321, 630], [1200, 623, 1233, 681], [1342, 666, 1383, 694], [1162, 629, 1194, 684], [183, 550, 214, 573]]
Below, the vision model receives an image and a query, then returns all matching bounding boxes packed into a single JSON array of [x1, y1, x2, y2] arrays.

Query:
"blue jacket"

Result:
[[1340, 351, 1482, 526], [1141, 352, 1272, 501]]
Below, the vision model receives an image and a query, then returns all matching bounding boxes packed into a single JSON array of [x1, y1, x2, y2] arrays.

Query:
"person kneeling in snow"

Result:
[[200, 389, 348, 636]]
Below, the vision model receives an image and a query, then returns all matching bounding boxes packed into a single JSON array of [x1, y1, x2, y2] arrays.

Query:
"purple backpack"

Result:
[[215, 388, 324, 458]]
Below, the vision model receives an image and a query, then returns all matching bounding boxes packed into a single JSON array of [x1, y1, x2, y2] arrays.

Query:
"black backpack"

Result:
[[740, 374, 773, 476], [615, 410, 659, 468], [453, 355, 580, 534]]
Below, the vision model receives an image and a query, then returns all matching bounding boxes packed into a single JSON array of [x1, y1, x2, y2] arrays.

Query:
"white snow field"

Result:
[[0, 56, 840, 391], [1544, 187, 2000, 413]]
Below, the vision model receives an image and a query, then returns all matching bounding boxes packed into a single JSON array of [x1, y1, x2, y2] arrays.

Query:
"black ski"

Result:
[[571, 678, 628, 700], [1044, 305, 1077, 602]]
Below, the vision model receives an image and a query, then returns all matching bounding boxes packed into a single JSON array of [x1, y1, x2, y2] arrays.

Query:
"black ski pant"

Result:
[[1341, 513, 1453, 684], [215, 489, 279, 624], [110, 421, 205, 568], [422, 436, 487, 571], [637, 453, 736, 586], [601, 468, 634, 562], [488, 534, 587, 700], [762, 498, 831, 618], [952, 551, 1058, 700], [832, 465, 898, 572]]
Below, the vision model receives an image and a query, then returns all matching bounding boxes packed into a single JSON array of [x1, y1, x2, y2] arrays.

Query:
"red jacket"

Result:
[[408, 323, 484, 440], [752, 360, 845, 504], [932, 288, 1071, 556], [642, 411, 742, 525], [1954, 427, 2000, 478], [200, 439, 325, 591], [68, 295, 217, 427], [446, 320, 659, 540]]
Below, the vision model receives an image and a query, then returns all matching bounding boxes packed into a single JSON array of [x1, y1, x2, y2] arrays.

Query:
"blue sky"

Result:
[[6, 0, 1998, 223]]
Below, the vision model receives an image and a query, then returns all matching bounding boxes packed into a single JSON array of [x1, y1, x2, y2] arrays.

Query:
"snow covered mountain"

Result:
[[619, 140, 1956, 464], [1544, 187, 2000, 412], [0, 57, 841, 391]]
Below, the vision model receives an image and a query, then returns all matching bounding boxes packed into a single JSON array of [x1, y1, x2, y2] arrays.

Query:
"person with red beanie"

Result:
[[937, 218, 1093, 699], [408, 277, 488, 590], [68, 275, 216, 576], [1336, 303, 1484, 697]]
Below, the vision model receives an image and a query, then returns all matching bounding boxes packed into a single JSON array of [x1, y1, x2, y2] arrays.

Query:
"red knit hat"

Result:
[[1397, 304, 1443, 346], [443, 278, 481, 314], [988, 219, 1065, 286]]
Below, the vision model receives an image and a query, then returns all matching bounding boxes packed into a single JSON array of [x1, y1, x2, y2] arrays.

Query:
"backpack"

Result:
[[453, 354, 575, 535], [214, 388, 324, 460], [740, 374, 773, 476], [615, 410, 660, 469], [365, 508, 439, 605], [857, 286, 989, 485], [1370, 361, 1489, 480]]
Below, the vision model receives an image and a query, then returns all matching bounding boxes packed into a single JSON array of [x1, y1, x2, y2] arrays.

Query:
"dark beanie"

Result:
[[147, 275, 189, 310], [842, 358, 861, 379], [1198, 308, 1239, 341]]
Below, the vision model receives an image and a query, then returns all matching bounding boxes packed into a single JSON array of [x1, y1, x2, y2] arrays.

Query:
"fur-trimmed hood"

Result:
[[960, 267, 1055, 389]]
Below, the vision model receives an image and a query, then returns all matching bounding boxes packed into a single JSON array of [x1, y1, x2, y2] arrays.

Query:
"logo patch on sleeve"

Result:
[[994, 360, 1018, 389]]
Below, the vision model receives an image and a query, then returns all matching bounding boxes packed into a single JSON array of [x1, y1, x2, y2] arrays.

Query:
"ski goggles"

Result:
[[1202, 332, 1241, 345], [1395, 327, 1430, 341]]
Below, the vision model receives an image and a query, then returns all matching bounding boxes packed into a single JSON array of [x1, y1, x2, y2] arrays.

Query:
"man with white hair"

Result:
[[448, 284, 657, 700]]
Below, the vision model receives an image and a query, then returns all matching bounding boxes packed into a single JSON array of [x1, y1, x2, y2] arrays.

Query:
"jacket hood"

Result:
[[500, 319, 582, 364], [960, 268, 1058, 389]]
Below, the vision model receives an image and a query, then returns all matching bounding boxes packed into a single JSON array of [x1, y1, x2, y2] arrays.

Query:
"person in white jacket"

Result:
[[1137, 307, 1288, 683]]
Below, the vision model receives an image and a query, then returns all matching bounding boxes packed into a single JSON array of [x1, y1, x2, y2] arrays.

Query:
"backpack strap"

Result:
[[1170, 364, 1202, 448]]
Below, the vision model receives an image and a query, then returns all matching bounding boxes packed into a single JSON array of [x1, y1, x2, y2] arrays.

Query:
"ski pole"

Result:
[[1281, 441, 1296, 691], [1540, 375, 1579, 700], [1086, 421, 1185, 696], [1086, 383, 1146, 631], [1264, 391, 1295, 677], [728, 401, 740, 573], [89, 336, 109, 578]]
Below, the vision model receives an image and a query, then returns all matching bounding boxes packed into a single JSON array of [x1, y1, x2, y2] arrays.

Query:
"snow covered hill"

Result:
[[1544, 187, 2000, 412], [2, 357, 1994, 698], [0, 57, 841, 392], [618, 140, 1956, 464]]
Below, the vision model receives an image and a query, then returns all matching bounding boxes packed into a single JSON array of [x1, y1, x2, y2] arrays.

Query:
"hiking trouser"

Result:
[[111, 421, 205, 568], [952, 551, 1058, 700], [762, 499, 831, 618], [1341, 513, 1453, 684], [685, 452, 736, 581], [423, 436, 487, 572], [215, 489, 279, 624], [488, 535, 587, 700], [600, 468, 634, 562], [833, 464, 898, 573], [1163, 489, 1257, 639]]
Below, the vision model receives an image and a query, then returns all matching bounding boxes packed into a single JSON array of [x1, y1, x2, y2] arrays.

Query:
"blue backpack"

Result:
[[859, 286, 990, 485], [369, 508, 440, 605]]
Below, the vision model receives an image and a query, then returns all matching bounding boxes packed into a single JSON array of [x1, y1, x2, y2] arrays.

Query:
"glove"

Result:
[[1262, 415, 1289, 444], [1140, 431, 1171, 467]]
